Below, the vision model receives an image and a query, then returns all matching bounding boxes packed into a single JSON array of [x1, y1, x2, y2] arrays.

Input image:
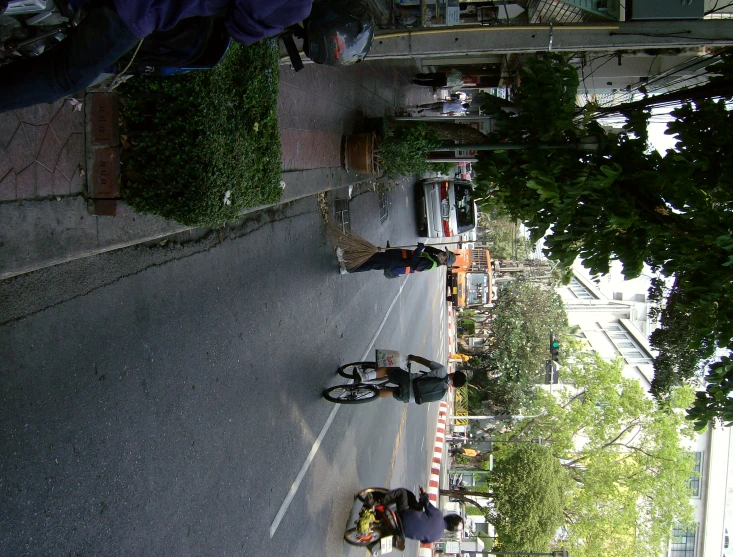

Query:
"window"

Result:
[[670, 525, 698, 557], [568, 278, 595, 299], [606, 324, 623, 331], [688, 452, 703, 498]]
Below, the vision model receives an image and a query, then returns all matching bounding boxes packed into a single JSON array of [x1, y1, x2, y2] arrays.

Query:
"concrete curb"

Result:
[[0, 166, 372, 280], [417, 303, 456, 557], [419, 399, 450, 557]]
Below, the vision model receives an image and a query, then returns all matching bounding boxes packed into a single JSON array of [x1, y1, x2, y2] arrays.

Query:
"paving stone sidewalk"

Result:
[[0, 58, 433, 279]]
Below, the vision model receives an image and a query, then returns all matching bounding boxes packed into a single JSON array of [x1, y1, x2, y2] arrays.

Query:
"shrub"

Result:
[[376, 121, 442, 176], [459, 319, 476, 335], [120, 40, 281, 227]]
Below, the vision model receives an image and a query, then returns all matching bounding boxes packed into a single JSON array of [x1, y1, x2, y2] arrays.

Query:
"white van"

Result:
[[416, 178, 477, 238]]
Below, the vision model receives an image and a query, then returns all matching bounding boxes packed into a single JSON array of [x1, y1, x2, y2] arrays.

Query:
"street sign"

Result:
[[443, 540, 461, 554], [545, 359, 559, 384]]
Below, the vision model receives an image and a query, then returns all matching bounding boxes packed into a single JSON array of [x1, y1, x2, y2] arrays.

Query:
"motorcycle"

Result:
[[345, 487, 406, 555], [0, 0, 81, 66], [0, 0, 230, 77], [2, 0, 375, 76]]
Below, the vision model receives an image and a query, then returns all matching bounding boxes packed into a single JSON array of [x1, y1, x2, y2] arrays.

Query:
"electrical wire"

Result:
[[706, 0, 733, 15]]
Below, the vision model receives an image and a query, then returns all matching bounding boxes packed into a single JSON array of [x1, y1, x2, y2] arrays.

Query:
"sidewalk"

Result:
[[0, 58, 434, 279]]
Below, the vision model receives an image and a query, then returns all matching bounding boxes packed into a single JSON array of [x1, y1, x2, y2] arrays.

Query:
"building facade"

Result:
[[557, 269, 731, 557]]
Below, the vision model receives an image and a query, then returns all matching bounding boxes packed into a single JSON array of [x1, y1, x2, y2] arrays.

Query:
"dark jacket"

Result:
[[413, 375, 450, 404], [113, 0, 313, 44], [386, 243, 444, 277], [400, 492, 446, 543]]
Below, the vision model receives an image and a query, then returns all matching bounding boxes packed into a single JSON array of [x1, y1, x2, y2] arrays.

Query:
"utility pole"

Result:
[[448, 415, 540, 420], [369, 20, 733, 60]]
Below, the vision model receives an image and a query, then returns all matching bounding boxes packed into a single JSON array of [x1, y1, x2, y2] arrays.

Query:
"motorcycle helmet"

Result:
[[302, 0, 374, 66]]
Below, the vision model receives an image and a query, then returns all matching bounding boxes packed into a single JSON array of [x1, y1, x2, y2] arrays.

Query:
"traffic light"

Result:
[[550, 332, 560, 363]]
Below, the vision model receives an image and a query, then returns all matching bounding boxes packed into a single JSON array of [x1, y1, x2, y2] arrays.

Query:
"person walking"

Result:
[[449, 446, 480, 457], [449, 353, 471, 363], [338, 243, 456, 278], [355, 353, 467, 404], [0, 0, 314, 113], [412, 68, 464, 90]]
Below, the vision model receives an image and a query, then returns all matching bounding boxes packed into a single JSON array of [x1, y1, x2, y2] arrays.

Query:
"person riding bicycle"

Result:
[[355, 354, 467, 403], [365, 487, 463, 543]]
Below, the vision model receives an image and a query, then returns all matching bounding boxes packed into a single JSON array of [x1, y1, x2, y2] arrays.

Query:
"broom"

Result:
[[326, 224, 462, 271]]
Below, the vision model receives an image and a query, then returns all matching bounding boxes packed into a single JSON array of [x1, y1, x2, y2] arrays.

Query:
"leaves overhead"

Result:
[[473, 53, 733, 426]]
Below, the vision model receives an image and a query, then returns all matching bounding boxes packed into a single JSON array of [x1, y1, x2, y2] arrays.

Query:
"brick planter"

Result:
[[86, 93, 121, 215]]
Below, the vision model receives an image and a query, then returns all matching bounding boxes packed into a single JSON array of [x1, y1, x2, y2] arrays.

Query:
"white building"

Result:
[[558, 271, 733, 557], [557, 269, 731, 557]]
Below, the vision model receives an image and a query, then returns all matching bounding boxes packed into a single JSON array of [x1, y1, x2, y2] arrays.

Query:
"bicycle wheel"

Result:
[[323, 384, 379, 404], [344, 527, 381, 546], [337, 362, 377, 379]]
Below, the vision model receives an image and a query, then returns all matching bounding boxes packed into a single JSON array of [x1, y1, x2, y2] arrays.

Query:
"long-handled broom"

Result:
[[326, 224, 462, 271]]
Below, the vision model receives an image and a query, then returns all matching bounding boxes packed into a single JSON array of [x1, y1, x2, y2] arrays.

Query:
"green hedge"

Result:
[[120, 40, 281, 227], [459, 319, 476, 335], [377, 121, 442, 176]]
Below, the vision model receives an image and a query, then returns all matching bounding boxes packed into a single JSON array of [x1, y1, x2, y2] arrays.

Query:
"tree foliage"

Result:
[[490, 443, 569, 552], [440, 444, 568, 553], [471, 279, 567, 414], [503, 350, 697, 557], [474, 53, 733, 427], [477, 212, 533, 260]]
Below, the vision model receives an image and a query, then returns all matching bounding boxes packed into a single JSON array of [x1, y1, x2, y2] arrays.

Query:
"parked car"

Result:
[[415, 178, 477, 238]]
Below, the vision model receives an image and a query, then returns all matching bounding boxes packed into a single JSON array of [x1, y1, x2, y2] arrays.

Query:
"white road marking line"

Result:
[[269, 278, 410, 538]]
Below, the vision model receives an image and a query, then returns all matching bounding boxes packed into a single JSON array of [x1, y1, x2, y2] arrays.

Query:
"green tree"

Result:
[[504, 350, 697, 557], [440, 443, 568, 552], [491, 443, 568, 551], [477, 212, 532, 260], [473, 53, 733, 426], [470, 279, 567, 414]]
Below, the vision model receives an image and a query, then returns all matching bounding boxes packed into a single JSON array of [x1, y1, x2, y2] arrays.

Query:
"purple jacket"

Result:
[[113, 0, 313, 45]]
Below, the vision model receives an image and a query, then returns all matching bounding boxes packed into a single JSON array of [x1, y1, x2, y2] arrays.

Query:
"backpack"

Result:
[[412, 376, 449, 405]]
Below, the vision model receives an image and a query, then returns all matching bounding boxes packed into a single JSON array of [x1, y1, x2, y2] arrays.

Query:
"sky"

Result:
[[647, 107, 679, 154]]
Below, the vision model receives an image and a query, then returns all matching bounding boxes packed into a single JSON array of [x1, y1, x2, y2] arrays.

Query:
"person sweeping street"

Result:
[[337, 243, 456, 278]]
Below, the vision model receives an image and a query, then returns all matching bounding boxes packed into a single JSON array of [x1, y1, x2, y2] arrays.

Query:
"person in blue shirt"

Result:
[[373, 487, 463, 543], [0, 0, 313, 113]]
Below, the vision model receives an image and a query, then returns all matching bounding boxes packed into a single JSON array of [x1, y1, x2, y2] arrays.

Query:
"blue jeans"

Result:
[[0, 0, 139, 113]]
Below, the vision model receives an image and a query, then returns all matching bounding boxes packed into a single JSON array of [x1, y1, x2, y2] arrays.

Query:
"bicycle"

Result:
[[323, 360, 415, 404]]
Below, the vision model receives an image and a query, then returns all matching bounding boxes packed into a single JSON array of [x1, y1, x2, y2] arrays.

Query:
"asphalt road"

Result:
[[0, 179, 449, 556]]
